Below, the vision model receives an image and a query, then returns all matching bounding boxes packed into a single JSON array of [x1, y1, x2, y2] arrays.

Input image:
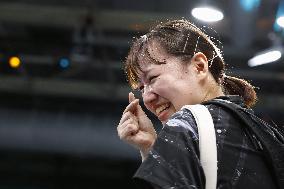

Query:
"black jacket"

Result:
[[134, 96, 280, 189]]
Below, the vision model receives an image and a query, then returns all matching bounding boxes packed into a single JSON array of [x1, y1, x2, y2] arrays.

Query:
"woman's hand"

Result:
[[117, 92, 157, 161]]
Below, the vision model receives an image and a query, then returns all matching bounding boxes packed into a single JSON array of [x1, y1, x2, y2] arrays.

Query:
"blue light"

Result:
[[59, 58, 70, 69], [240, 0, 260, 12], [274, 0, 284, 32]]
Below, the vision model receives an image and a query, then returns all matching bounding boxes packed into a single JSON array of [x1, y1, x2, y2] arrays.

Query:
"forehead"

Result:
[[137, 40, 169, 71], [136, 43, 186, 80]]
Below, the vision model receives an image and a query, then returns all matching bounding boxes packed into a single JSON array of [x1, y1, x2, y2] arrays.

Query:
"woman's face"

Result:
[[137, 42, 204, 124]]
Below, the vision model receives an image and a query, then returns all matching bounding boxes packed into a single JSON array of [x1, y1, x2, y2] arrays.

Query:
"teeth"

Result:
[[156, 103, 170, 114]]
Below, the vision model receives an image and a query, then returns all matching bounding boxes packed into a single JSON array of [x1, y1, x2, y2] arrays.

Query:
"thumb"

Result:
[[129, 92, 147, 118], [129, 92, 136, 103]]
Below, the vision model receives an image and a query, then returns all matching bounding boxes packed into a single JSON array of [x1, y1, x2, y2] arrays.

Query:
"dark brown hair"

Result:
[[124, 19, 257, 107]]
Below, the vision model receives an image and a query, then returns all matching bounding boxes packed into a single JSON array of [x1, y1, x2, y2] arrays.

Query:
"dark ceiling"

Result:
[[0, 0, 283, 100]]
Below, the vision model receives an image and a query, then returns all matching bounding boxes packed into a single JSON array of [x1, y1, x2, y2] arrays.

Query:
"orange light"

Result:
[[9, 56, 21, 68]]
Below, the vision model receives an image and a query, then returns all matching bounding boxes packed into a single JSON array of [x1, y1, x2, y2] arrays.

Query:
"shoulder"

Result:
[[164, 104, 231, 140], [165, 107, 199, 140]]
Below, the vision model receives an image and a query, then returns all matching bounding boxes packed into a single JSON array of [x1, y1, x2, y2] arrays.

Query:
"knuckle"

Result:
[[117, 128, 123, 137], [117, 125, 121, 133], [128, 124, 138, 132], [124, 126, 132, 134], [123, 111, 130, 119]]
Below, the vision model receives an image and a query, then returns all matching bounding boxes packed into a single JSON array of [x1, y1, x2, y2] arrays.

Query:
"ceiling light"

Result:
[[9, 56, 21, 68], [240, 0, 260, 12], [248, 49, 282, 67], [59, 58, 70, 69], [274, 0, 284, 31], [276, 16, 284, 28], [191, 6, 224, 22]]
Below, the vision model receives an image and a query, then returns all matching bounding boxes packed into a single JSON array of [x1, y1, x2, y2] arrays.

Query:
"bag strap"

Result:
[[182, 105, 217, 189]]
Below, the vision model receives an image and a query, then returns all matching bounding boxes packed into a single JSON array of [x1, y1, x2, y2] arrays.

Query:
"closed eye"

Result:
[[149, 76, 158, 82]]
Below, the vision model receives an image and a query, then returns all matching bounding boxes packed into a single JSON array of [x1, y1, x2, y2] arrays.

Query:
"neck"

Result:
[[202, 79, 224, 102]]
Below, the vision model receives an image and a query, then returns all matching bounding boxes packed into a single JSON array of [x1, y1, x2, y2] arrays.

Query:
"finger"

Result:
[[119, 124, 139, 140], [136, 104, 145, 116], [123, 99, 139, 114], [119, 112, 131, 126], [117, 117, 131, 133], [129, 92, 136, 103], [118, 115, 138, 131], [119, 111, 138, 124]]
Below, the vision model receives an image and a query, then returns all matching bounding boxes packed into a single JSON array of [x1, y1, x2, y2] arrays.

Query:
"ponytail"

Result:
[[222, 75, 257, 108]]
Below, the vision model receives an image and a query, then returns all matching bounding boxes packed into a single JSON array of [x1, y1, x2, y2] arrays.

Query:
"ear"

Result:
[[190, 52, 209, 78]]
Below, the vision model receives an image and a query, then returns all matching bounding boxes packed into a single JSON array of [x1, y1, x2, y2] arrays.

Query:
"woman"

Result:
[[117, 19, 280, 189]]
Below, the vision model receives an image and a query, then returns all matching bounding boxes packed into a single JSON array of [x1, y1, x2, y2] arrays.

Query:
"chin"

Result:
[[158, 108, 176, 126]]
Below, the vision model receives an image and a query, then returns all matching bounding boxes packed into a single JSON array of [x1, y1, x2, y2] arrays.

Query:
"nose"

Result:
[[142, 85, 158, 109]]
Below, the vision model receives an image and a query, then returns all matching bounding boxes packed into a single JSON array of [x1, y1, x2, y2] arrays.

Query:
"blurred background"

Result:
[[0, 0, 283, 188]]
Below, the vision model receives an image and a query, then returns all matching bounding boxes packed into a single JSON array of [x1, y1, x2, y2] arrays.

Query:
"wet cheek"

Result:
[[153, 78, 177, 100], [154, 78, 169, 93], [157, 87, 177, 108], [154, 86, 168, 98]]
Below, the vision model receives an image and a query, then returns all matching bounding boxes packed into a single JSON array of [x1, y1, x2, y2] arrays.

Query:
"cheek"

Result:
[[153, 77, 180, 99]]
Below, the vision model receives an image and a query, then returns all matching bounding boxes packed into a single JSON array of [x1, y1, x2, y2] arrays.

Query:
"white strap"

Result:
[[182, 104, 217, 189]]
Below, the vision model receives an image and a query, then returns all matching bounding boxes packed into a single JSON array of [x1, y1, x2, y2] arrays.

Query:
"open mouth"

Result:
[[155, 103, 170, 115]]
